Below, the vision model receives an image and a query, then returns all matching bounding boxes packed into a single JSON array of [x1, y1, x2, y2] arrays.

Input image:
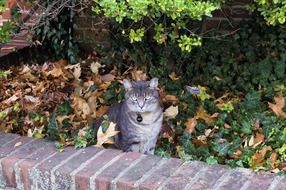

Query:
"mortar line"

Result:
[[50, 149, 84, 189], [182, 165, 209, 190], [110, 155, 146, 190], [211, 169, 233, 190], [267, 175, 284, 190], [0, 136, 21, 148], [90, 152, 126, 190], [70, 149, 106, 190], [133, 158, 168, 190], [156, 161, 189, 190]]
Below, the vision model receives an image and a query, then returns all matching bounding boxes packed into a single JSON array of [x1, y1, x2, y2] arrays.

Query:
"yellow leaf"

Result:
[[90, 61, 102, 74], [169, 72, 180, 80], [71, 95, 91, 119], [164, 105, 178, 119], [65, 63, 81, 80], [95, 122, 119, 147], [184, 118, 197, 134], [268, 95, 286, 119]]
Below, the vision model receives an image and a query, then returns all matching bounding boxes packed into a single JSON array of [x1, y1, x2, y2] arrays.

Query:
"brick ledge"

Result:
[[0, 133, 285, 190]]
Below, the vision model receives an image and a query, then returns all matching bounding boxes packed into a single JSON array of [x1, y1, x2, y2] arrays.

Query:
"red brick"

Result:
[[0, 133, 19, 147], [246, 172, 277, 190], [30, 146, 78, 190], [276, 176, 286, 190], [74, 149, 122, 190], [188, 164, 229, 190], [95, 152, 142, 190], [116, 155, 162, 190], [1, 139, 47, 187], [218, 168, 254, 190], [0, 136, 31, 157], [160, 161, 208, 190], [139, 158, 183, 190], [52, 147, 101, 190], [18, 142, 56, 190]]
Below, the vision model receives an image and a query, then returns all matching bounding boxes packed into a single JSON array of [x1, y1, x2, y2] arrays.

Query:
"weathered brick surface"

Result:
[[95, 151, 142, 190], [159, 161, 208, 190], [29, 146, 78, 190], [245, 172, 278, 190], [217, 168, 254, 190], [115, 155, 162, 190], [74, 149, 122, 190], [0, 133, 20, 147], [18, 142, 57, 190], [1, 139, 47, 187], [0, 133, 286, 190], [139, 158, 183, 190], [52, 147, 101, 190]]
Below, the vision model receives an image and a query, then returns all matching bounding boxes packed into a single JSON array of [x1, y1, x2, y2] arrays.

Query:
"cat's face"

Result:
[[123, 78, 160, 113]]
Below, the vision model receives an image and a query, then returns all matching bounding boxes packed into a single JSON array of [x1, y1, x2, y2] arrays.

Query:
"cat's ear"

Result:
[[123, 79, 132, 91], [149, 78, 159, 89]]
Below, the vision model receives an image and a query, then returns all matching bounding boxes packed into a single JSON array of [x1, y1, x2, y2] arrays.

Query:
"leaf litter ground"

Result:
[[1, 58, 286, 173]]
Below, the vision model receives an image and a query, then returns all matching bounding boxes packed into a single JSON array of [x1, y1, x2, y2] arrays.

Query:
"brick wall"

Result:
[[0, 132, 286, 190], [74, 0, 252, 51]]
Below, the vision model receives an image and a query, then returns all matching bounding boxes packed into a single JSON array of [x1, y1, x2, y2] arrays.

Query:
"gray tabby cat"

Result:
[[97, 78, 163, 155]]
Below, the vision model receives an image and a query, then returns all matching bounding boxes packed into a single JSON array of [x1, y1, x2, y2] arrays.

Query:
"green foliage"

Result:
[[249, 0, 286, 25], [0, 22, 13, 43], [92, 0, 222, 52], [0, 0, 5, 12], [33, 0, 79, 63]]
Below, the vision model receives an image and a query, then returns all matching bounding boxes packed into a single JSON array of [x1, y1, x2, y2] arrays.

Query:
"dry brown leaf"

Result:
[[2, 94, 19, 104], [71, 95, 91, 119], [251, 146, 272, 168], [268, 95, 286, 119], [90, 61, 102, 74], [96, 105, 109, 118], [164, 105, 178, 119], [270, 151, 278, 169], [229, 149, 243, 159], [169, 72, 180, 80], [14, 141, 22, 147], [47, 64, 67, 80], [253, 132, 265, 148], [224, 123, 231, 129], [195, 107, 218, 125], [95, 122, 119, 147], [192, 137, 207, 147], [131, 69, 147, 81], [65, 63, 81, 80], [163, 95, 178, 104], [184, 118, 197, 134], [248, 135, 255, 147]]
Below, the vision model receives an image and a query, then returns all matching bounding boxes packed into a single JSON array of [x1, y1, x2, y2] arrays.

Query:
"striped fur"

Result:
[[97, 78, 162, 155]]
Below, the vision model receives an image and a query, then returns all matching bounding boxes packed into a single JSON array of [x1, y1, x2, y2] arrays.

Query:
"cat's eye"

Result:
[[144, 95, 151, 100], [131, 96, 137, 101]]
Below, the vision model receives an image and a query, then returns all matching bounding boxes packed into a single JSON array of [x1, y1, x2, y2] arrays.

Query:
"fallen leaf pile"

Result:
[[1, 58, 286, 173]]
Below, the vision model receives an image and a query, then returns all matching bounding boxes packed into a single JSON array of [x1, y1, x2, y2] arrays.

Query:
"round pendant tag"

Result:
[[137, 114, 143, 122]]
